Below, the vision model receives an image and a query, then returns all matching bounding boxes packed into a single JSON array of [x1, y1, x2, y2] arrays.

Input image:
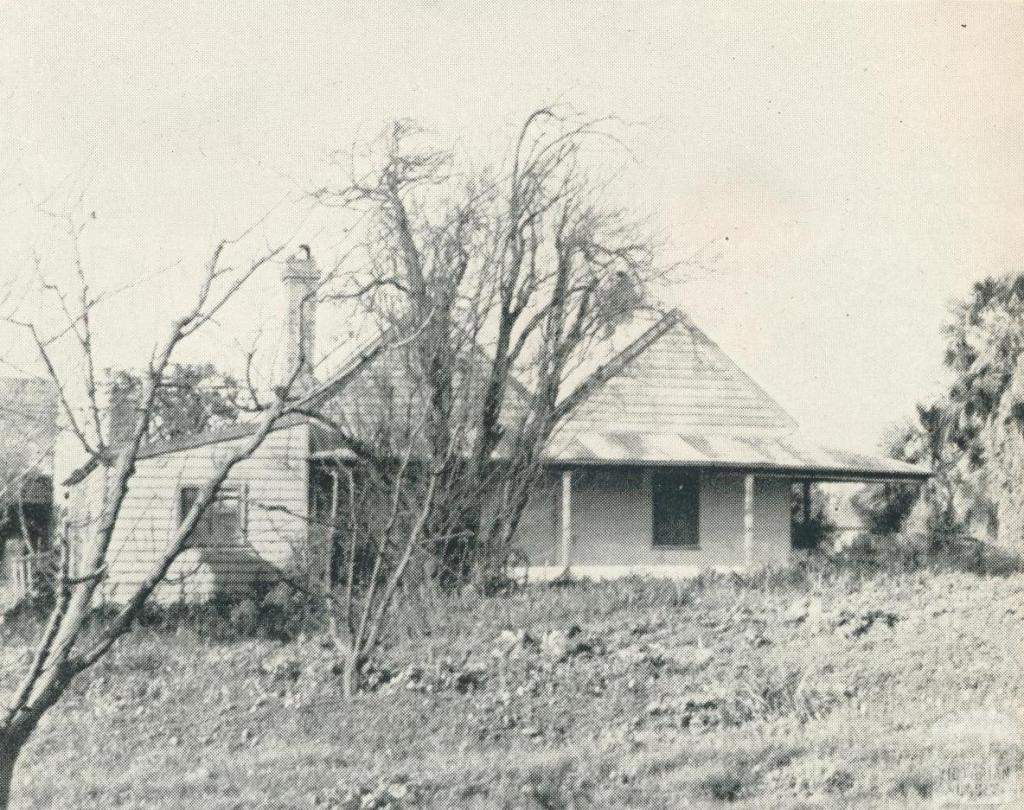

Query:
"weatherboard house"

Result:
[[56, 254, 929, 601]]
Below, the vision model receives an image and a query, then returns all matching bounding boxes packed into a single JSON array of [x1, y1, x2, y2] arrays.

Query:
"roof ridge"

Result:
[[303, 322, 535, 406], [554, 309, 684, 420], [677, 315, 799, 432], [134, 413, 310, 461]]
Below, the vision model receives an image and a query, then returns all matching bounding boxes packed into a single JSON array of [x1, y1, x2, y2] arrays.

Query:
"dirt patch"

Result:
[[5, 570, 1024, 808]]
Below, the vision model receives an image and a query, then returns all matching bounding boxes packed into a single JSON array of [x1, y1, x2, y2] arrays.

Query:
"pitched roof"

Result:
[[546, 309, 930, 481], [0, 377, 59, 500], [113, 308, 930, 482], [555, 310, 798, 438], [126, 330, 396, 465], [129, 328, 532, 463], [306, 328, 532, 454], [135, 413, 310, 460]]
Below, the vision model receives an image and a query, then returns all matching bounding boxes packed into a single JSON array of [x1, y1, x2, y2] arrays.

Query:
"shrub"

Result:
[[694, 747, 799, 804], [835, 531, 1024, 577], [825, 768, 855, 795], [892, 771, 935, 800], [130, 581, 323, 641], [698, 771, 744, 802], [229, 598, 260, 636]]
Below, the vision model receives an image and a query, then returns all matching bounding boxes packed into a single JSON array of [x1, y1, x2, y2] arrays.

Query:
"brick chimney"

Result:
[[106, 371, 140, 448], [279, 246, 319, 393]]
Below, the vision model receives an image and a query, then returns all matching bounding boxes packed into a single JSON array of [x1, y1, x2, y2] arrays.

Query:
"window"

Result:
[[652, 471, 700, 547], [178, 485, 246, 548]]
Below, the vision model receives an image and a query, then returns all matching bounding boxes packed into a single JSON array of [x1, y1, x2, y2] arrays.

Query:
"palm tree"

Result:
[[942, 274, 1024, 548]]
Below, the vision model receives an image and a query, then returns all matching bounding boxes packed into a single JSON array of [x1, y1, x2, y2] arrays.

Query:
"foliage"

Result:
[[0, 379, 57, 556], [107, 362, 247, 445], [852, 412, 950, 535], [790, 483, 836, 550], [824, 530, 1024, 578], [856, 272, 1024, 541], [943, 274, 1024, 440]]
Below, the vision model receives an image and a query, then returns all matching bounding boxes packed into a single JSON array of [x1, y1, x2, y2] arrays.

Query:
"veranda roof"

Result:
[[544, 430, 930, 481]]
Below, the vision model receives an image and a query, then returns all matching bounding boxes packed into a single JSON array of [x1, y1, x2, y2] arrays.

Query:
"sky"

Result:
[[1, 1, 1022, 452]]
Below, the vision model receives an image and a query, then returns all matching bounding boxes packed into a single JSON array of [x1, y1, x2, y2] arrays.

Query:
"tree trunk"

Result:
[[0, 732, 25, 810], [997, 473, 1024, 550], [341, 647, 358, 701], [995, 356, 1024, 550]]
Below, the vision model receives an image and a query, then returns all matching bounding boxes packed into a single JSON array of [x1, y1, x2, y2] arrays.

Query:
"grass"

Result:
[[3, 564, 1024, 808]]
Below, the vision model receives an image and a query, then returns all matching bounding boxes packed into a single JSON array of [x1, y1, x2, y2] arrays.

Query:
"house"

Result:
[[0, 377, 58, 603], [56, 252, 929, 602]]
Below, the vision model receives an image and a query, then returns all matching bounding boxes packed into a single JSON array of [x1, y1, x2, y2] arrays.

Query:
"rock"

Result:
[[497, 629, 520, 651], [784, 597, 824, 626], [745, 627, 771, 648], [541, 629, 569, 659], [261, 651, 302, 682], [644, 700, 666, 716], [783, 599, 810, 624], [495, 629, 539, 657], [539, 626, 603, 661], [838, 609, 901, 638], [387, 783, 408, 799]]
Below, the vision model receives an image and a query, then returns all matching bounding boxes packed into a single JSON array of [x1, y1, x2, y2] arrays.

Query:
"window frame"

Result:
[[177, 484, 248, 548], [651, 469, 701, 549]]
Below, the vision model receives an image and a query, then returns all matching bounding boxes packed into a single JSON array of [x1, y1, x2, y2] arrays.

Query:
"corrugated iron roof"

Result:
[[135, 413, 310, 460], [545, 430, 929, 480]]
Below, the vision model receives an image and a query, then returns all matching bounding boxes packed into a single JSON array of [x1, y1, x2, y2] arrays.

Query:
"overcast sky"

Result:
[[1, 1, 1022, 452]]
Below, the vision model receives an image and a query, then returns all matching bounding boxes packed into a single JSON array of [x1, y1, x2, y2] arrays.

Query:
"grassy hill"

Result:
[[3, 567, 1024, 808]]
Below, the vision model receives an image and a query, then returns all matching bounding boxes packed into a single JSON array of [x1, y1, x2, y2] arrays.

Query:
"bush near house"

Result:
[[2, 556, 1023, 809]]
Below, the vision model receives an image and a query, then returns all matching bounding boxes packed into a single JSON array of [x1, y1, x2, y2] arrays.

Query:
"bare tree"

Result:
[[0, 108, 668, 798], [317, 109, 662, 587], [317, 424, 441, 696], [0, 216, 312, 807], [0, 378, 57, 574], [243, 111, 666, 700], [0, 453, 45, 562]]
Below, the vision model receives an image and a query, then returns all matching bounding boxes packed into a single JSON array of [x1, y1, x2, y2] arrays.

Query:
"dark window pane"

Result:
[[178, 486, 241, 548], [652, 471, 700, 547]]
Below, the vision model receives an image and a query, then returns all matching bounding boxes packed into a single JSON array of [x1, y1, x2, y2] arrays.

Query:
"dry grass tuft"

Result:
[[4, 566, 1024, 807]]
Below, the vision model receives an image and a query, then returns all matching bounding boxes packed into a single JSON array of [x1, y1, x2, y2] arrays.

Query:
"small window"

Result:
[[178, 485, 245, 548], [652, 471, 700, 548]]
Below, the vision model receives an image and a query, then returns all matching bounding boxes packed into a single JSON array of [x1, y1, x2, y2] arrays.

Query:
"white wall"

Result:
[[83, 423, 311, 602], [516, 467, 792, 576]]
